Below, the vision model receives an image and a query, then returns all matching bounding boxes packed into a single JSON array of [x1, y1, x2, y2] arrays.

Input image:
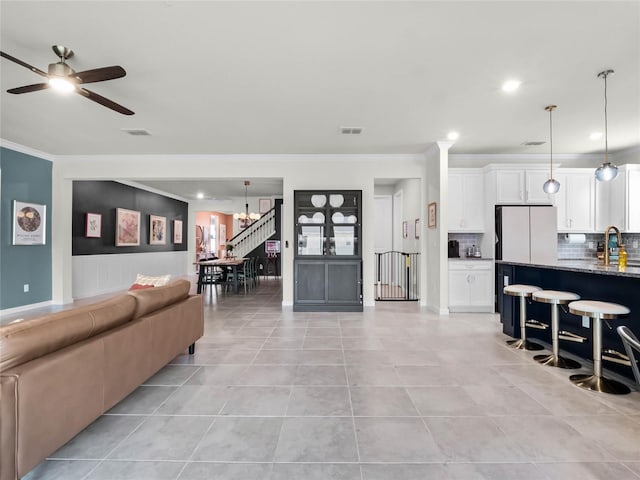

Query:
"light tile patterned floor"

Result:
[[24, 277, 640, 479]]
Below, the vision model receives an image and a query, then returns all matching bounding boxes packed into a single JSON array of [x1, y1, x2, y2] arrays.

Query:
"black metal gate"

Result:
[[375, 251, 420, 301]]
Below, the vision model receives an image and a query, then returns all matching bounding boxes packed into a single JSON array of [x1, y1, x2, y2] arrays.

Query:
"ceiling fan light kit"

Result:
[[0, 45, 134, 115]]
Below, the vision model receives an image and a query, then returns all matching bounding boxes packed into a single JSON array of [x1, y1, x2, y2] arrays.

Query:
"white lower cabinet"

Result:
[[448, 260, 493, 312]]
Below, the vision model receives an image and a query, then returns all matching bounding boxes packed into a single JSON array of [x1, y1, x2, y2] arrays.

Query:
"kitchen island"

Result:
[[496, 259, 640, 381]]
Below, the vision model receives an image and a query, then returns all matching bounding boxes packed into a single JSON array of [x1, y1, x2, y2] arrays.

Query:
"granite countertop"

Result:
[[495, 259, 640, 278]]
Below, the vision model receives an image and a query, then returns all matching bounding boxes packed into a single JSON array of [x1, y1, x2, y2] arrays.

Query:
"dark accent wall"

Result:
[[248, 198, 283, 275], [1, 147, 52, 309], [72, 181, 188, 255]]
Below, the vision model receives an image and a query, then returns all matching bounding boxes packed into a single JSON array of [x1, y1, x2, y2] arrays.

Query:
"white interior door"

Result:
[[375, 195, 393, 253]]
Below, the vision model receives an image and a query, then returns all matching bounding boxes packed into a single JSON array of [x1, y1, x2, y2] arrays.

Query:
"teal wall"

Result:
[[1, 147, 52, 309]]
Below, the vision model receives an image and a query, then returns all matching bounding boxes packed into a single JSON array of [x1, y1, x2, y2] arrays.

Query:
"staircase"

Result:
[[228, 207, 277, 258]]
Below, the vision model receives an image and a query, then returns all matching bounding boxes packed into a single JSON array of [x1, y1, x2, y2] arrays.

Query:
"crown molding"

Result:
[[54, 153, 424, 163], [0, 139, 55, 162]]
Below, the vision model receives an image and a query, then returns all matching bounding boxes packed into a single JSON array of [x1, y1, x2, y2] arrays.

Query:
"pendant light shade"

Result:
[[542, 105, 560, 194], [594, 69, 618, 182]]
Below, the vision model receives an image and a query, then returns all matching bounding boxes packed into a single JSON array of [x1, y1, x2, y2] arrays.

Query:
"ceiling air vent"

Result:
[[522, 141, 545, 146], [121, 128, 151, 136], [340, 127, 364, 135]]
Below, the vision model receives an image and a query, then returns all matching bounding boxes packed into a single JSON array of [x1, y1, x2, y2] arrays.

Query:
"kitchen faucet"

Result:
[[604, 225, 623, 266]]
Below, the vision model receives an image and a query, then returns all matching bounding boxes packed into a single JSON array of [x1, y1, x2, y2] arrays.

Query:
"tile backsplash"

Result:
[[449, 232, 640, 261], [448, 233, 483, 258], [557, 233, 640, 261]]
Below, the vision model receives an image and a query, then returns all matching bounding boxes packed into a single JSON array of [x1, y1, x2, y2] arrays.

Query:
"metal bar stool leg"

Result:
[[534, 303, 581, 369], [568, 299, 631, 395], [506, 293, 544, 351]]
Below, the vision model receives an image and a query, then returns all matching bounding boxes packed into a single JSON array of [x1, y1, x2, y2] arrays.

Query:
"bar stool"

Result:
[[568, 300, 631, 395], [504, 284, 544, 351], [532, 290, 581, 369]]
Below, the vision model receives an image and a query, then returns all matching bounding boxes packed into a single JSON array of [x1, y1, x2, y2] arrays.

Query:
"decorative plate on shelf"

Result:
[[311, 195, 327, 208], [312, 212, 325, 223], [298, 215, 309, 224], [329, 194, 344, 207], [331, 212, 344, 223], [346, 215, 357, 224]]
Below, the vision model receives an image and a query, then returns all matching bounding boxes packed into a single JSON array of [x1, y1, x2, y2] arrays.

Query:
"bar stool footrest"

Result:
[[526, 319, 549, 330], [558, 330, 588, 343], [602, 349, 632, 366]]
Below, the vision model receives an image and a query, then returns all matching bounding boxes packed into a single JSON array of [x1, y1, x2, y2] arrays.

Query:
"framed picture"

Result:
[[116, 208, 140, 246], [13, 200, 46, 245], [428, 202, 437, 228], [259, 198, 271, 214], [402, 220, 408, 238], [415, 219, 420, 239], [173, 219, 183, 244], [150, 215, 167, 245], [85, 212, 102, 238], [219, 223, 227, 246]]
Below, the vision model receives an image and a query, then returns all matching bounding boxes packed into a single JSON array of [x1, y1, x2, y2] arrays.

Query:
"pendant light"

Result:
[[542, 105, 560, 194], [594, 69, 618, 182], [233, 180, 260, 224]]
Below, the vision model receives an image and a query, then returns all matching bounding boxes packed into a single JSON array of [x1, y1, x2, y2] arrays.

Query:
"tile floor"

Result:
[[23, 277, 640, 479]]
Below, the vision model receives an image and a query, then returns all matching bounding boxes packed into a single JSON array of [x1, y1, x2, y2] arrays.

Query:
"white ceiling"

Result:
[[1, 1, 638, 159]]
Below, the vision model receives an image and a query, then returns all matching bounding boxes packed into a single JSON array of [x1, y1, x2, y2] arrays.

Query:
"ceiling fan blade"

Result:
[[73, 66, 126, 84], [77, 87, 134, 115], [7, 83, 50, 94], [1, 51, 48, 77]]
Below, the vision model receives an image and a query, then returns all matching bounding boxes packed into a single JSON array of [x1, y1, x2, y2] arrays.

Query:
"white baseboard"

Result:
[[0, 300, 52, 317], [427, 305, 450, 315]]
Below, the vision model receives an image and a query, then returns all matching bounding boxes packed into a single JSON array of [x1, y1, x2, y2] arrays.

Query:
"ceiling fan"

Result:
[[0, 45, 134, 115]]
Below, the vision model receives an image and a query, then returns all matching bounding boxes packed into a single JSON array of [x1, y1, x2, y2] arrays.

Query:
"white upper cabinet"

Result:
[[495, 170, 525, 203], [556, 169, 596, 232], [524, 170, 555, 203], [628, 170, 640, 232], [495, 169, 553, 204], [448, 170, 485, 232], [598, 165, 640, 232]]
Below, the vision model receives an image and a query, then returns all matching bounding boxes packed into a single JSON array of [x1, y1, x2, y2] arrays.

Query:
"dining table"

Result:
[[197, 257, 247, 294]]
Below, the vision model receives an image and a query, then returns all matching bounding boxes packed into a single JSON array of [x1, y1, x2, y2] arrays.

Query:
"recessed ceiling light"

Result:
[[589, 131, 603, 141], [447, 131, 460, 140], [196, 192, 204, 199], [502, 79, 521, 93]]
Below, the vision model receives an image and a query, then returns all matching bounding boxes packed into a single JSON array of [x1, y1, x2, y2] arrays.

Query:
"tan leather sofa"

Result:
[[0, 280, 203, 480]]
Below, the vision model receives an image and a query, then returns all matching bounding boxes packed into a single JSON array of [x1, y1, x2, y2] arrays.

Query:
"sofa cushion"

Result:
[[128, 283, 155, 291], [127, 279, 191, 319], [0, 295, 136, 371], [134, 273, 171, 287]]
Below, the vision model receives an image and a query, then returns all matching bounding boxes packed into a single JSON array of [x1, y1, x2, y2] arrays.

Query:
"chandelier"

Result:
[[233, 180, 260, 224]]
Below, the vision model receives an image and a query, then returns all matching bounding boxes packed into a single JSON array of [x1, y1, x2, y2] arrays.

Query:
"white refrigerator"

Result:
[[495, 205, 557, 264]]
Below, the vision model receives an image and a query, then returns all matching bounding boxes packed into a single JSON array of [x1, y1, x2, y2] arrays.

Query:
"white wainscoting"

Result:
[[72, 251, 189, 299]]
